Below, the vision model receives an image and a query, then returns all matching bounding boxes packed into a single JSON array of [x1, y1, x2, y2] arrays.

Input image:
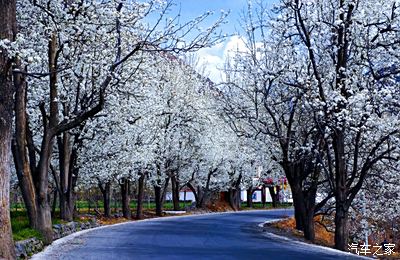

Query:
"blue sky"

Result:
[[172, 0, 278, 35], [173, 0, 248, 35], [169, 0, 278, 82]]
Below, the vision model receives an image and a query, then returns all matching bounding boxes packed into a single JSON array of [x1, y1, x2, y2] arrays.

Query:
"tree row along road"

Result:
[[32, 210, 361, 260]]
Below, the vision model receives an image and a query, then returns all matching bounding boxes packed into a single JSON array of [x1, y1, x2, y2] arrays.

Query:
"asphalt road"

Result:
[[33, 209, 362, 260]]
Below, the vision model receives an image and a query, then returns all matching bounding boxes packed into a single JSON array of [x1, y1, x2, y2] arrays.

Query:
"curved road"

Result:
[[33, 209, 361, 260]]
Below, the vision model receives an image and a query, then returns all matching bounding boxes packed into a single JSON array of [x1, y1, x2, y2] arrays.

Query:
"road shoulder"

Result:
[[259, 219, 369, 259]]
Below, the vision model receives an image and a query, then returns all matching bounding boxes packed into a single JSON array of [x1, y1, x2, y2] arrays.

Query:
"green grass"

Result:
[[241, 202, 293, 209], [11, 211, 42, 241], [10, 210, 82, 241], [13, 228, 43, 242], [74, 200, 191, 211], [51, 218, 67, 225]]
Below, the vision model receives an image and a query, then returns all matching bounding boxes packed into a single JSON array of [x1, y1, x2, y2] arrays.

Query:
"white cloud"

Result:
[[195, 36, 248, 83], [223, 35, 248, 60]]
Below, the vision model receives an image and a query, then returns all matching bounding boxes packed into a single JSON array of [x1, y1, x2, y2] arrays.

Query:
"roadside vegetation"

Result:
[[11, 211, 42, 242]]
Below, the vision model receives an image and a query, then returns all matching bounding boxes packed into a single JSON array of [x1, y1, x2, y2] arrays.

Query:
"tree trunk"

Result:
[[268, 186, 280, 208], [333, 131, 349, 250], [104, 182, 111, 218], [51, 188, 57, 218], [334, 204, 349, 251], [35, 130, 56, 244], [59, 191, 74, 221], [290, 184, 305, 231], [233, 174, 242, 210], [261, 186, 266, 208], [0, 71, 15, 260], [12, 68, 38, 229], [0, 1, 17, 257], [161, 178, 169, 207], [87, 189, 91, 214], [171, 176, 180, 211], [226, 174, 242, 211], [268, 187, 276, 208], [225, 190, 233, 210], [0, 128, 14, 260], [57, 131, 75, 221], [276, 185, 280, 206], [186, 183, 199, 207], [99, 181, 111, 218], [284, 162, 306, 231], [36, 196, 53, 244], [136, 174, 145, 219], [289, 175, 319, 243], [154, 185, 163, 216], [226, 189, 240, 211], [197, 187, 206, 208], [0, 120, 15, 260], [246, 187, 253, 208], [196, 169, 215, 208], [120, 178, 131, 219], [303, 209, 315, 241]]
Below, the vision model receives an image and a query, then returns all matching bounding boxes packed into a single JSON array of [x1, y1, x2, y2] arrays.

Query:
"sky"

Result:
[[170, 0, 278, 83]]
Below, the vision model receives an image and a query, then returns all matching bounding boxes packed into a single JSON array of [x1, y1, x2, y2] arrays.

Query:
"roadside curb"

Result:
[[259, 219, 370, 259]]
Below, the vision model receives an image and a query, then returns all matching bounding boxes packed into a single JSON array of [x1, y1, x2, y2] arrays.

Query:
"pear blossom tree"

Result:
[[185, 107, 261, 210], [221, 2, 328, 241], [138, 53, 223, 214], [191, 117, 234, 208], [222, 138, 257, 210]]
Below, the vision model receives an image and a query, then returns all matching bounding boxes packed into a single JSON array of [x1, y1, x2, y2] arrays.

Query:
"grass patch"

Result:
[[13, 228, 43, 242], [10, 210, 75, 241], [52, 218, 67, 225], [74, 200, 191, 212], [11, 211, 42, 241], [241, 202, 293, 209]]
